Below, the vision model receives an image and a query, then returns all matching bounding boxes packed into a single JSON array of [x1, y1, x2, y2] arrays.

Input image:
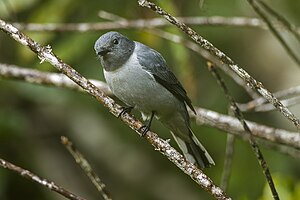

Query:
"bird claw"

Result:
[[139, 111, 155, 137], [118, 106, 134, 118], [139, 125, 150, 137]]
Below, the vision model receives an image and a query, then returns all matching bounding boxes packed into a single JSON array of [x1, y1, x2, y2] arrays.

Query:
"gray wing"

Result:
[[135, 42, 196, 114]]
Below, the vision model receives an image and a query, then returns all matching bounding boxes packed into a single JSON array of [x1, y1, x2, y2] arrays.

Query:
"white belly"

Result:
[[103, 52, 180, 119]]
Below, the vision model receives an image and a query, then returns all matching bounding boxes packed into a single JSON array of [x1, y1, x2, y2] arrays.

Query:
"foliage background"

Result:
[[0, 0, 300, 199]]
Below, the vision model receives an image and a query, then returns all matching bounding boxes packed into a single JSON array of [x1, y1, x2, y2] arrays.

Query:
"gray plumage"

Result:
[[94, 31, 214, 168], [135, 42, 196, 115]]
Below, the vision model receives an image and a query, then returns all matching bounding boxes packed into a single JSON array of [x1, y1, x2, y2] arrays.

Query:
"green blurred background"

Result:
[[0, 0, 300, 199]]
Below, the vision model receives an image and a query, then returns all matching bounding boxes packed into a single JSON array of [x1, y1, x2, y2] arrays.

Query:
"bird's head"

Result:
[[94, 31, 135, 71]]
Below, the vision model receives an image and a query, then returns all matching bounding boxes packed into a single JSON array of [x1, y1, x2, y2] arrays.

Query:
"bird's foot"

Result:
[[139, 125, 150, 137], [118, 106, 134, 118], [139, 111, 155, 137]]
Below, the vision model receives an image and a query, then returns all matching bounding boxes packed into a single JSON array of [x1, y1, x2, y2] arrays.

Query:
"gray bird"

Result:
[[94, 31, 215, 168]]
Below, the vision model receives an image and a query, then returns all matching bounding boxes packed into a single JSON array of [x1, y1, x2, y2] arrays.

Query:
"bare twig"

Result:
[[11, 15, 300, 34], [220, 109, 235, 192], [239, 85, 300, 112], [257, 0, 300, 43], [247, 96, 300, 112], [138, 0, 300, 130], [0, 158, 86, 200], [61, 136, 112, 200], [220, 134, 235, 191], [271, 85, 300, 100], [10, 16, 267, 32], [191, 108, 300, 150], [1, 64, 299, 150], [247, 0, 300, 67], [0, 19, 230, 200], [0, 63, 112, 95], [208, 62, 279, 200]]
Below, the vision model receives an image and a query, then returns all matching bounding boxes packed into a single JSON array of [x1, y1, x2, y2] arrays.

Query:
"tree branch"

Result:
[[61, 136, 112, 200], [10, 15, 300, 34], [1, 63, 299, 150], [0, 19, 230, 200], [191, 108, 300, 150], [0, 63, 112, 95], [220, 134, 235, 192], [239, 85, 300, 112], [247, 0, 300, 67], [243, 96, 300, 112], [138, 0, 300, 130], [11, 16, 268, 32], [0, 158, 87, 200], [208, 63, 279, 200]]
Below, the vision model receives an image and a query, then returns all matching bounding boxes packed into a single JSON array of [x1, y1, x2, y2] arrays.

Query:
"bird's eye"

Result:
[[113, 39, 119, 44]]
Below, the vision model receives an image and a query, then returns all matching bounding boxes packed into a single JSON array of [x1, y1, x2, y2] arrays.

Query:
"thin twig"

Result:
[[10, 15, 300, 34], [138, 0, 300, 130], [0, 18, 230, 200], [207, 62, 279, 200], [0, 63, 112, 95], [220, 134, 235, 192], [10, 16, 267, 32], [247, 96, 300, 112], [271, 85, 300, 100], [61, 136, 112, 200], [191, 108, 300, 150], [247, 0, 300, 67], [0, 158, 86, 200], [220, 109, 235, 192], [239, 85, 300, 112], [1, 64, 299, 150], [257, 0, 300, 43]]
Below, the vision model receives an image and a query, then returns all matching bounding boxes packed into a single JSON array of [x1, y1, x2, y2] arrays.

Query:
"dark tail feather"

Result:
[[171, 129, 215, 169]]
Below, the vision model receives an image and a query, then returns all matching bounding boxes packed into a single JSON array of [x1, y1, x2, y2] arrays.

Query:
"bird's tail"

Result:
[[171, 128, 215, 169]]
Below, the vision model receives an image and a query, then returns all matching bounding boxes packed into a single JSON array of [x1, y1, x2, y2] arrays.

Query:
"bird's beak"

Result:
[[97, 48, 110, 56]]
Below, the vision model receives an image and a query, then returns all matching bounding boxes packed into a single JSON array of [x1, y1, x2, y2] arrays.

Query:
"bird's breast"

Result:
[[104, 52, 154, 104], [103, 52, 180, 118]]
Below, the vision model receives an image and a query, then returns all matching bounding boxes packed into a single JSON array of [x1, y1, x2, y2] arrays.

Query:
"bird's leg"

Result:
[[118, 106, 134, 118], [139, 111, 155, 136]]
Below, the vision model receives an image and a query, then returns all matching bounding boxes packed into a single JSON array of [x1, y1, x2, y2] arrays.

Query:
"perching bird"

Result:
[[94, 31, 215, 168]]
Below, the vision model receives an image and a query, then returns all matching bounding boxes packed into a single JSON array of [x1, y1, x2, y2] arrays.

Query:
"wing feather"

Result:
[[135, 42, 196, 114]]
